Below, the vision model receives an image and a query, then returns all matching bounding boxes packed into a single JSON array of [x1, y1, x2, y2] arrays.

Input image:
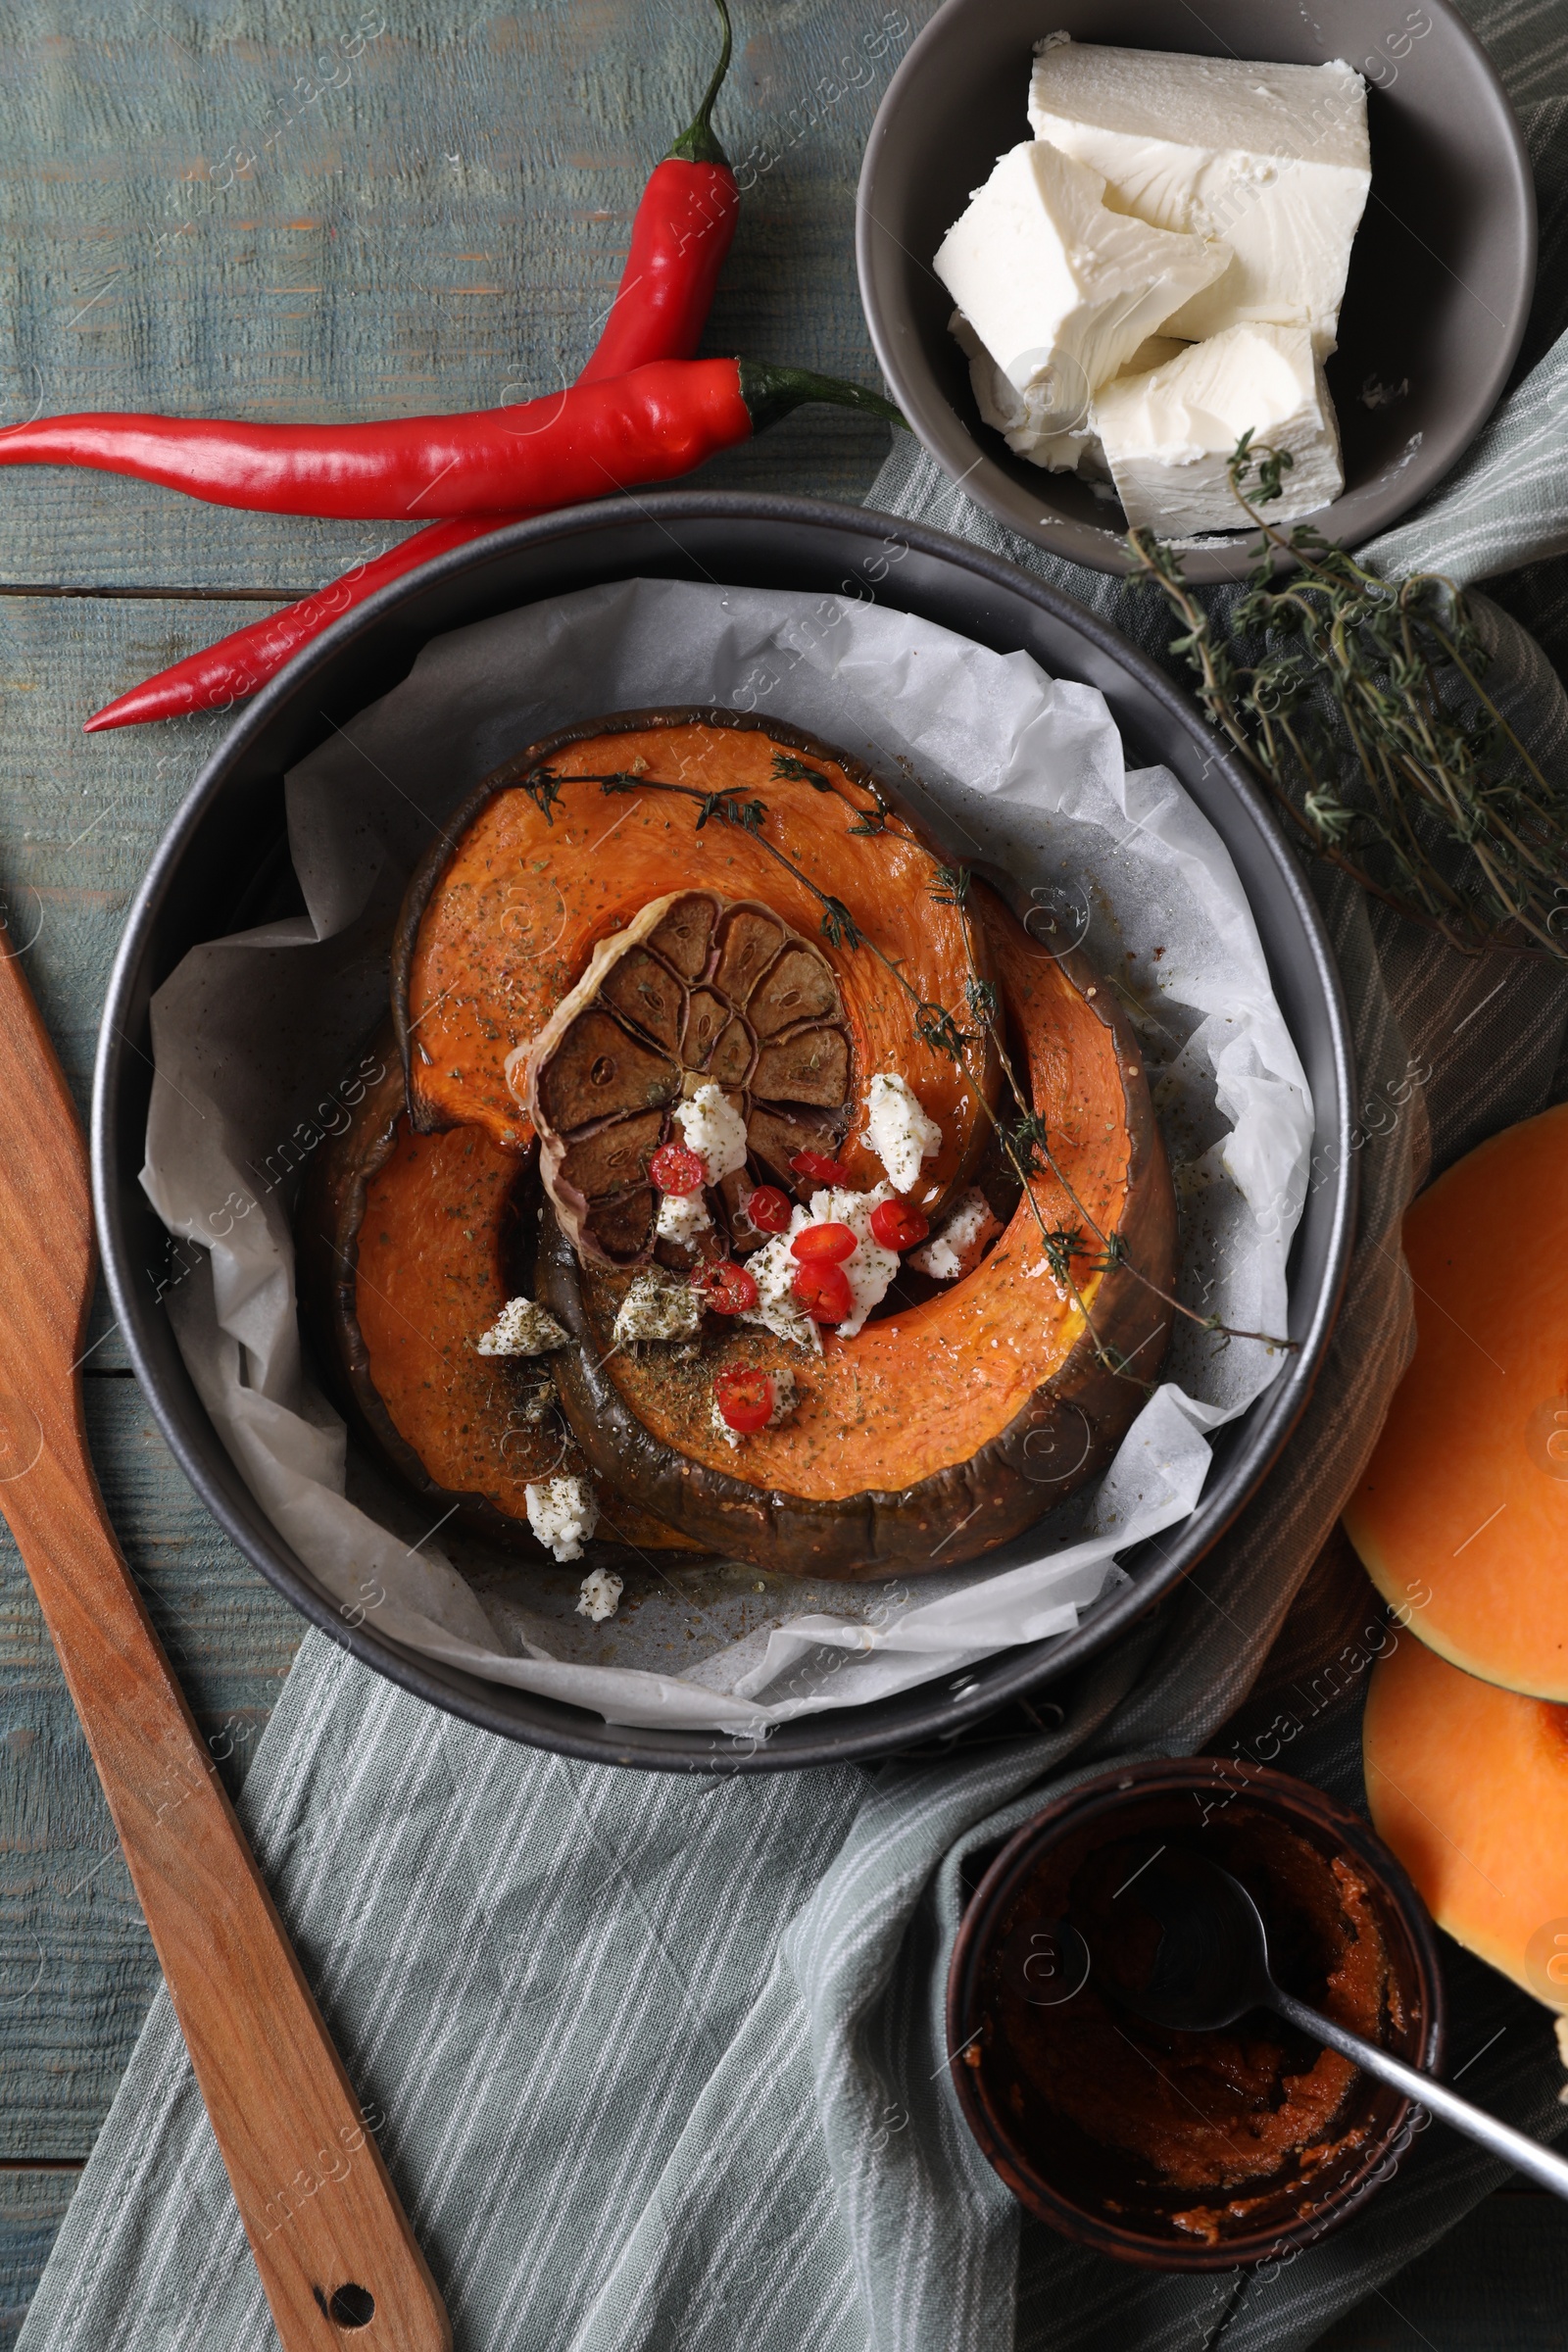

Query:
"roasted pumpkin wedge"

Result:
[[525, 888, 854, 1264], [391, 709, 999, 1214], [536, 884, 1177, 1579], [296, 1044, 699, 1557]]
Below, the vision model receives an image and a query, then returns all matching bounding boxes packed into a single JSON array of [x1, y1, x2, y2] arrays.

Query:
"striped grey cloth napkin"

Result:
[[22, 4, 1568, 2345]]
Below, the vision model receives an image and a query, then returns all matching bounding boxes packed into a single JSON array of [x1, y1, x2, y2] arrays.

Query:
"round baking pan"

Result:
[[92, 493, 1354, 1771]]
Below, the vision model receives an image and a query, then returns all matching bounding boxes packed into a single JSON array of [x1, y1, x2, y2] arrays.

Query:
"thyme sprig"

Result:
[[1126, 437, 1568, 960]]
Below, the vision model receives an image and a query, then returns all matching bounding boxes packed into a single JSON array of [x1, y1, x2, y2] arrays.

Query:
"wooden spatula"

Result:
[[0, 919, 451, 2351]]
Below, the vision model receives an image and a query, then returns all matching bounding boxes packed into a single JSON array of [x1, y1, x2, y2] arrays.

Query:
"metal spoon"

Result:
[[1096, 1846, 1568, 2201]]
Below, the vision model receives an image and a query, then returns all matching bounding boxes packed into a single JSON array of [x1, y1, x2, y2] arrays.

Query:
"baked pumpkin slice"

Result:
[[391, 709, 999, 1215], [536, 885, 1177, 1580], [296, 1044, 700, 1557]]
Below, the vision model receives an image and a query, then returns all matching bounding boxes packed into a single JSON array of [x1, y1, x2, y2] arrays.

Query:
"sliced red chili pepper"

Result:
[[691, 1257, 759, 1315], [712, 1367, 775, 1434], [791, 1259, 853, 1324], [869, 1198, 930, 1251], [649, 1141, 707, 1195], [740, 1183, 792, 1236], [790, 1221, 858, 1265], [789, 1150, 851, 1187]]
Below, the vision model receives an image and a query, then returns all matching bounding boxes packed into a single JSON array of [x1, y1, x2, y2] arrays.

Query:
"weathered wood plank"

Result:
[[0, 0, 918, 595], [0, 1374, 302, 2161], [0, 2172, 80, 2352]]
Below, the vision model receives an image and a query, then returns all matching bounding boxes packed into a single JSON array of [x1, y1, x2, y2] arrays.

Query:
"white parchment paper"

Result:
[[141, 579, 1312, 1734]]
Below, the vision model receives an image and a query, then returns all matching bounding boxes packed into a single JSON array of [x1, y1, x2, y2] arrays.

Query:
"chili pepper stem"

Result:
[[737, 362, 905, 435], [667, 0, 734, 167]]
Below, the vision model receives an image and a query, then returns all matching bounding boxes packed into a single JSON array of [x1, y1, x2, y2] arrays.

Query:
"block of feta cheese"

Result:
[[935, 139, 1230, 468], [526, 1473, 599, 1563], [1093, 321, 1342, 535], [1029, 38, 1370, 352]]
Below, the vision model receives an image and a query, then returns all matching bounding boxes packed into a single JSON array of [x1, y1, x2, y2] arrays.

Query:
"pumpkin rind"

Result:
[[296, 1037, 699, 1557], [537, 884, 1177, 1579]]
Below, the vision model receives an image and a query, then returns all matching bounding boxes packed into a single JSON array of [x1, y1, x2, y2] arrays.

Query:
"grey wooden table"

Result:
[[0, 5, 1563, 2344]]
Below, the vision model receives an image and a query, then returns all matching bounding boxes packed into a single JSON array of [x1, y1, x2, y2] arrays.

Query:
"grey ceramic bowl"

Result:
[[858, 0, 1536, 580]]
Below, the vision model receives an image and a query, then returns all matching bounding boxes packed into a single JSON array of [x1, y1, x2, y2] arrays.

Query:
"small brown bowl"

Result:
[[947, 1758, 1445, 2269]]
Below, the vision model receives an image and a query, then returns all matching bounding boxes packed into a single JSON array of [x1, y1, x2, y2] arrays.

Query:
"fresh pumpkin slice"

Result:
[[391, 709, 999, 1214], [536, 884, 1177, 1580], [296, 1043, 700, 1556], [524, 889, 854, 1264], [1345, 1102, 1568, 1699], [1364, 1631, 1568, 2012]]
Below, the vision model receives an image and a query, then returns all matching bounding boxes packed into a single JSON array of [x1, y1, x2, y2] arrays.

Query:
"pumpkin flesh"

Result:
[[297, 1048, 697, 1555], [1364, 1630, 1568, 2011], [1345, 1103, 1568, 1699], [395, 711, 998, 1211]]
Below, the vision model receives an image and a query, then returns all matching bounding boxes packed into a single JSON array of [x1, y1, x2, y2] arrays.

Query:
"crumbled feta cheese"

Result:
[[525, 1474, 599, 1563], [910, 1188, 1001, 1282], [654, 1189, 712, 1249], [864, 1071, 943, 1196], [475, 1295, 568, 1357], [674, 1082, 749, 1185], [612, 1270, 703, 1347], [743, 1184, 902, 1345], [742, 1234, 823, 1352], [576, 1566, 623, 1621], [710, 1365, 800, 1447]]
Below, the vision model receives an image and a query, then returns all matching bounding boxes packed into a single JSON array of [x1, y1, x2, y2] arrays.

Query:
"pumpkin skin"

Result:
[[1345, 1103, 1568, 1699], [390, 709, 999, 1214], [296, 1041, 700, 1557], [536, 883, 1177, 1580], [1364, 1631, 1568, 2012]]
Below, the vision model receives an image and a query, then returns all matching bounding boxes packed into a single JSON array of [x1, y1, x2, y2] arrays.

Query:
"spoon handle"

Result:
[[1271, 1987, 1568, 2201]]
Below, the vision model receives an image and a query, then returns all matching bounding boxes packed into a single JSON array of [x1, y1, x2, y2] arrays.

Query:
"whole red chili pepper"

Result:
[[87, 1, 742, 733], [579, 0, 739, 383], [0, 360, 899, 519]]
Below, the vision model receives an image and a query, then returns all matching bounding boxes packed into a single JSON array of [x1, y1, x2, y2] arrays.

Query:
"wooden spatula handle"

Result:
[[7, 1425, 451, 2350], [0, 943, 448, 2349]]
